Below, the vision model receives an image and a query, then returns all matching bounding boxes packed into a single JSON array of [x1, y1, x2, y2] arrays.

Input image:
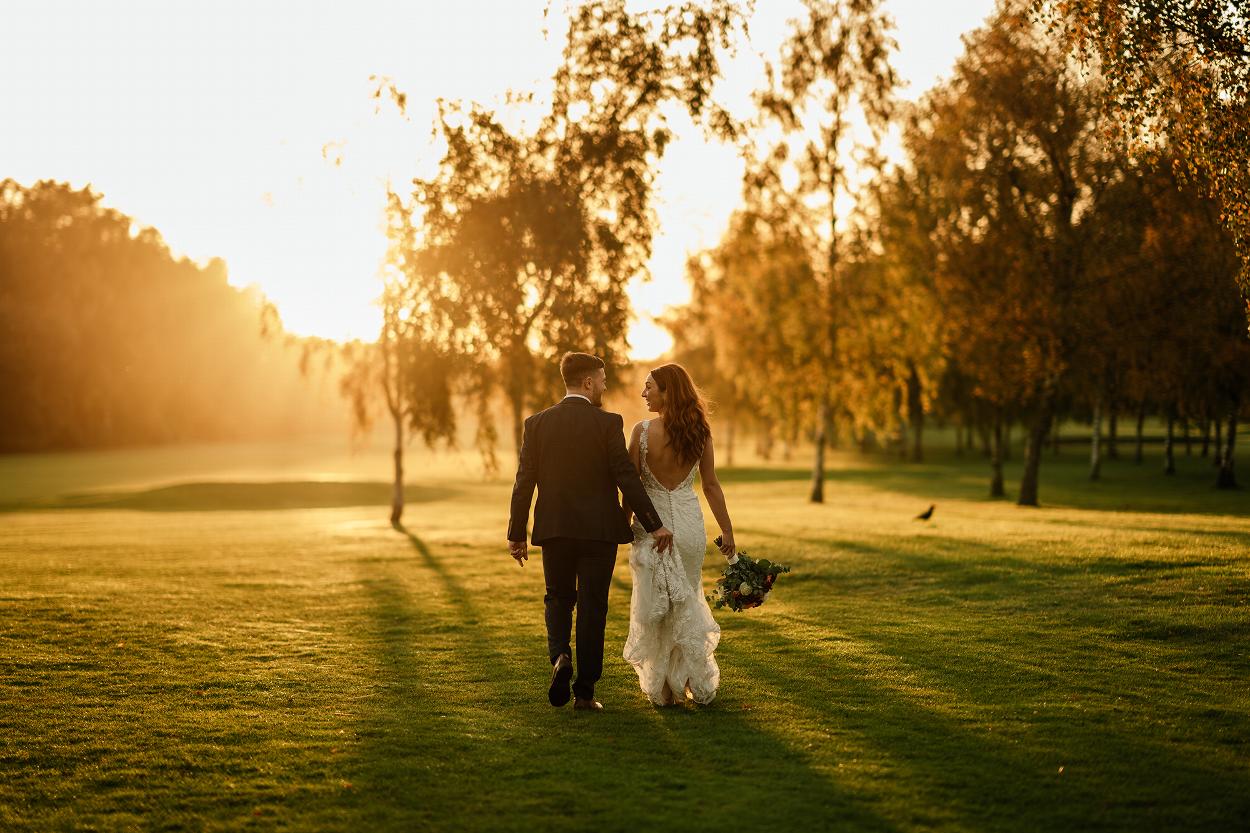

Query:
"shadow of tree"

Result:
[[739, 528, 1250, 681], [730, 613, 1250, 830]]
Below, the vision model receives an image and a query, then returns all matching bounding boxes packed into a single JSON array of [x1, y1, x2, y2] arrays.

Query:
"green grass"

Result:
[[1, 439, 1247, 831]]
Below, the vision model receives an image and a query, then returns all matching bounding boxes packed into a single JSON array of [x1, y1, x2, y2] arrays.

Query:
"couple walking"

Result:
[[507, 352, 737, 711]]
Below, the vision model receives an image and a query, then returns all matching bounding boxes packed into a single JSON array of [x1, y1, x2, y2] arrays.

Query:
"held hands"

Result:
[[651, 526, 674, 555], [508, 540, 529, 567]]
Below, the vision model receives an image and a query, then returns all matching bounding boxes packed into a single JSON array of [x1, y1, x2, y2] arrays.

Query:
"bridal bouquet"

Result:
[[708, 536, 791, 612]]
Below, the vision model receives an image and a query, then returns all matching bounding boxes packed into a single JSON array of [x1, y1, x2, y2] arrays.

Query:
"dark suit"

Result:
[[508, 396, 663, 699]]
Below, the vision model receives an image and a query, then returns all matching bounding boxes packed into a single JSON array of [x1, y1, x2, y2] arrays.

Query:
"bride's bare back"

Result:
[[642, 418, 697, 490]]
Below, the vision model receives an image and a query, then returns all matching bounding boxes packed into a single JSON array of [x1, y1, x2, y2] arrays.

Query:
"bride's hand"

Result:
[[718, 535, 736, 557]]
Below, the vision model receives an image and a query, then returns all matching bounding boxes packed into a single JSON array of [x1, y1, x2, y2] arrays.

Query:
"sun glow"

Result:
[[3, 0, 993, 357]]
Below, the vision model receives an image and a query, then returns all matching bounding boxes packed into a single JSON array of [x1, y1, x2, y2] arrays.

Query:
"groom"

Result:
[[507, 352, 673, 712]]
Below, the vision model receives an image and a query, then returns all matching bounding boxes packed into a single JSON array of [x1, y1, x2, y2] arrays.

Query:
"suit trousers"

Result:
[[540, 537, 618, 700]]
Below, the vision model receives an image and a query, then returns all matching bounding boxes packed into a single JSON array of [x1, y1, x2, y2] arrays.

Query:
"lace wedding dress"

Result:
[[623, 420, 721, 705]]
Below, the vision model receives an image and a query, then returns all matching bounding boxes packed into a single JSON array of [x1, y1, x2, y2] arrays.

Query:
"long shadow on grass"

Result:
[[730, 612, 1250, 830], [746, 528, 1250, 682], [347, 531, 901, 832]]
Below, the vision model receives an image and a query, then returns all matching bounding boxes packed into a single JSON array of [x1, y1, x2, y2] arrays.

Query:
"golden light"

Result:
[[1, 0, 993, 356]]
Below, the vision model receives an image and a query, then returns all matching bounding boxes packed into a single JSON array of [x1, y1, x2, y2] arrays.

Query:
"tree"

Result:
[[859, 162, 949, 464], [1034, 1, 1250, 326], [389, 0, 748, 458], [0, 179, 342, 452], [905, 2, 1113, 506], [751, 0, 900, 502], [337, 191, 464, 528], [673, 164, 823, 466]]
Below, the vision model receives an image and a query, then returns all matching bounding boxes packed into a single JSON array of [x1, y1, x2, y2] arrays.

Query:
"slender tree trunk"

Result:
[[390, 405, 404, 528], [1217, 401, 1239, 489], [1017, 391, 1055, 507], [1004, 421, 1013, 462], [1134, 402, 1146, 464], [1182, 418, 1192, 456], [1201, 415, 1211, 457], [809, 394, 829, 503], [978, 420, 992, 458], [1107, 373, 1119, 460], [1090, 393, 1102, 481], [1051, 418, 1061, 456], [907, 361, 924, 462], [990, 408, 1005, 497], [1163, 409, 1176, 475], [1214, 418, 1224, 467]]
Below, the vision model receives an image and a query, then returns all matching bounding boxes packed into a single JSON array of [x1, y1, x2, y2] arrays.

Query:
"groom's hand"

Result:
[[508, 540, 529, 566], [651, 526, 674, 555]]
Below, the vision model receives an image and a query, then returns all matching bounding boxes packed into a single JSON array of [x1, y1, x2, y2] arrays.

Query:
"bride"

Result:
[[623, 363, 736, 706]]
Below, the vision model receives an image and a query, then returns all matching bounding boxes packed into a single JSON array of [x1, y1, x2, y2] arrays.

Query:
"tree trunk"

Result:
[[1200, 416, 1211, 457], [1107, 374, 1119, 460], [809, 394, 829, 503], [990, 408, 1005, 497], [1134, 402, 1146, 464], [1090, 394, 1102, 481], [1217, 402, 1238, 489], [1017, 393, 1055, 507], [1003, 422, 1013, 462], [1051, 418, 1061, 456], [978, 420, 992, 458], [390, 406, 404, 528], [1214, 418, 1224, 467], [1182, 418, 1192, 456], [907, 361, 924, 462], [1163, 409, 1176, 475]]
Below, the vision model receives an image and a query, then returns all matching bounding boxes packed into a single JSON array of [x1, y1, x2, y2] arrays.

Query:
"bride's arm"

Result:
[[698, 436, 735, 556], [623, 421, 645, 525]]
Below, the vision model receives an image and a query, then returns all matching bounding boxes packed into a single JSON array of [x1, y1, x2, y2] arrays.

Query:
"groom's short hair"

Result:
[[561, 352, 605, 387]]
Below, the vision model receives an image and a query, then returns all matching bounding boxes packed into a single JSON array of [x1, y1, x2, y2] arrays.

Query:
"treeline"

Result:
[[0, 179, 345, 453], [668, 1, 1250, 502]]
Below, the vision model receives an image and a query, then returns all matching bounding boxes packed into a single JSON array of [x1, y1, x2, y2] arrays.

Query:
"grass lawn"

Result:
[[1, 438, 1247, 831]]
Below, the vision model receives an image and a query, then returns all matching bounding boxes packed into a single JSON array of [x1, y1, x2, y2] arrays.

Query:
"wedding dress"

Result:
[[623, 419, 721, 705]]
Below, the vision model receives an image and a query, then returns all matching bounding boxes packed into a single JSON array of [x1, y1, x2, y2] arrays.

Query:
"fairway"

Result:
[[2, 442, 1248, 831]]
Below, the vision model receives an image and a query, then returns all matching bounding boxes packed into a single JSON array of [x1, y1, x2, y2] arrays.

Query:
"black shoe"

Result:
[[548, 654, 573, 707]]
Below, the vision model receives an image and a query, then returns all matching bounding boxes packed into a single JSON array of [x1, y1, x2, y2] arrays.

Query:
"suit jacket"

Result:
[[508, 396, 664, 546]]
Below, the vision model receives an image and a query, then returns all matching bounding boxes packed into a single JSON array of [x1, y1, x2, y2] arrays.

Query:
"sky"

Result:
[[3, 0, 996, 358]]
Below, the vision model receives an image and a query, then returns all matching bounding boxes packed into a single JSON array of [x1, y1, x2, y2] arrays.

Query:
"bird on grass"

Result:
[[914, 504, 935, 521]]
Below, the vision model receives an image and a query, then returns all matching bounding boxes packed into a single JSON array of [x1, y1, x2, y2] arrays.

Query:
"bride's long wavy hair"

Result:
[[651, 363, 712, 466]]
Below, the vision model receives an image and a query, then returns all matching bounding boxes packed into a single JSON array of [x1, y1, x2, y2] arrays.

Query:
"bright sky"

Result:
[[3, 0, 995, 358]]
